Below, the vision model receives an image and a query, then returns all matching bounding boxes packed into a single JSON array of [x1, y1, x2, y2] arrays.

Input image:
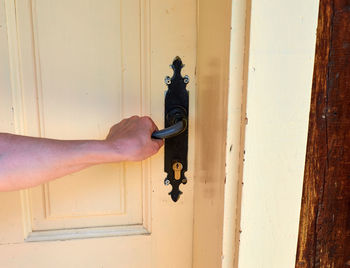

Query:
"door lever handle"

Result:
[[152, 106, 188, 139], [151, 119, 187, 139]]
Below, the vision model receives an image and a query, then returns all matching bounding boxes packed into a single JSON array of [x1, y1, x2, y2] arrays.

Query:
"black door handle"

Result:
[[152, 119, 187, 139], [154, 57, 189, 202], [152, 106, 188, 139]]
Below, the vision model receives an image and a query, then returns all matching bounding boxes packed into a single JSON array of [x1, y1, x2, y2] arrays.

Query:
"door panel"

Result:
[[15, 0, 145, 237], [1, 0, 196, 266]]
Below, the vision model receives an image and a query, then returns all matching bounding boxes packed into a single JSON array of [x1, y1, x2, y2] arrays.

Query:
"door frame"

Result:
[[193, 0, 247, 267]]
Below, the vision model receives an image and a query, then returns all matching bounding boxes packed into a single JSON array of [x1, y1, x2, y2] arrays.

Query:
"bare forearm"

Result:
[[0, 116, 163, 191], [0, 133, 118, 191]]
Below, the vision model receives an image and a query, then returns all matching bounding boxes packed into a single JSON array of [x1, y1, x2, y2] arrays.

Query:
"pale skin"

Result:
[[0, 116, 163, 191]]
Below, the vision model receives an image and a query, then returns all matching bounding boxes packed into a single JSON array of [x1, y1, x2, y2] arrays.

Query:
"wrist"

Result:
[[77, 140, 124, 164]]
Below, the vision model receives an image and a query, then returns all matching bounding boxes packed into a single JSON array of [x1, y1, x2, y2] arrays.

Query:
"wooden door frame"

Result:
[[296, 0, 350, 266], [193, 0, 231, 265], [194, 0, 319, 267], [193, 0, 248, 267]]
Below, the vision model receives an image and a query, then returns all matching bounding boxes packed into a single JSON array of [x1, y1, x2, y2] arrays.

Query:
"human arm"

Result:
[[0, 116, 163, 191]]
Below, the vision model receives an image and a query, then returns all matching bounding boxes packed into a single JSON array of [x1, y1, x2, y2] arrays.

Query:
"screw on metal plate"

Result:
[[165, 76, 171, 85], [184, 75, 189, 84]]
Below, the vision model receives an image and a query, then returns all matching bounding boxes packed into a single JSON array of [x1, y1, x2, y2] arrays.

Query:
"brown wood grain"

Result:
[[296, 0, 350, 267]]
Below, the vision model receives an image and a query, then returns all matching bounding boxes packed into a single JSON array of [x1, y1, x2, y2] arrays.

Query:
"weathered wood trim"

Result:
[[222, 0, 250, 267], [296, 0, 350, 266], [192, 0, 232, 267]]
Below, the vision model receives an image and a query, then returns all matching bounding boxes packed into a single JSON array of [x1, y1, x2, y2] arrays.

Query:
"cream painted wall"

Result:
[[238, 1, 319, 267]]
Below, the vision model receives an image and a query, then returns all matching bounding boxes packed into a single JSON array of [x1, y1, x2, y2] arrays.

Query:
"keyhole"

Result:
[[172, 162, 183, 180]]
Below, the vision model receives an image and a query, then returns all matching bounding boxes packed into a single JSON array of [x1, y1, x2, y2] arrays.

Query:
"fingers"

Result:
[[140, 116, 156, 131], [121, 115, 164, 147], [153, 138, 164, 148], [144, 116, 164, 152], [141, 116, 161, 135], [141, 116, 164, 148]]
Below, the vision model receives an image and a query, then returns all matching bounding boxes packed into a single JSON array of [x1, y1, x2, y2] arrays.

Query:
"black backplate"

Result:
[[164, 57, 189, 202]]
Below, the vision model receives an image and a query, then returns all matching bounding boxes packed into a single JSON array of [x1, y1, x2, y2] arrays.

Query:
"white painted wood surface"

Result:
[[238, 1, 319, 267], [192, 0, 232, 267], [222, 0, 249, 267], [0, 0, 196, 267]]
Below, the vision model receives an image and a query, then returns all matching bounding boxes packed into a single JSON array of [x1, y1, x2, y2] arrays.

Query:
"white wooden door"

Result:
[[0, 0, 196, 267]]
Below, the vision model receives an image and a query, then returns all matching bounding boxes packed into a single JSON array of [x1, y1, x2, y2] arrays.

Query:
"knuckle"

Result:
[[142, 116, 153, 126], [142, 115, 151, 121]]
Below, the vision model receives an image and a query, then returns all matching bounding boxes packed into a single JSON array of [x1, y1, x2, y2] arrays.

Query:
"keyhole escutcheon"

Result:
[[172, 162, 183, 180]]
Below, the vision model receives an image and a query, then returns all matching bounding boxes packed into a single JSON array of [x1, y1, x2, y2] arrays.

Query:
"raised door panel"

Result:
[[12, 0, 150, 239]]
